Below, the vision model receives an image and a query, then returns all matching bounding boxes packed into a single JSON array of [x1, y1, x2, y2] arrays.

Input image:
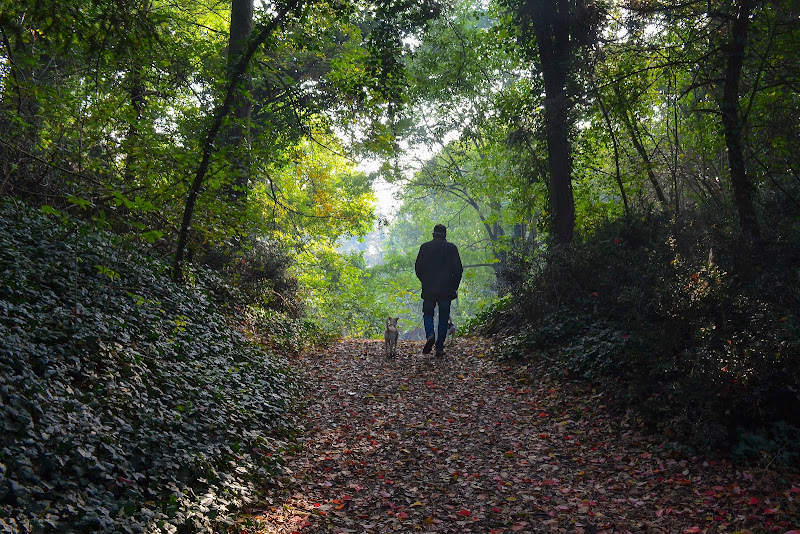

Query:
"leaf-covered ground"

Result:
[[240, 339, 800, 534]]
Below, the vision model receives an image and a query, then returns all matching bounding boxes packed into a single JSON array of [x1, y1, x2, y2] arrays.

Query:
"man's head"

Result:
[[433, 224, 447, 239]]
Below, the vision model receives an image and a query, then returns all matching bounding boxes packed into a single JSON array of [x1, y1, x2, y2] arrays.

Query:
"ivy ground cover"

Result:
[[0, 201, 298, 533], [240, 339, 800, 533]]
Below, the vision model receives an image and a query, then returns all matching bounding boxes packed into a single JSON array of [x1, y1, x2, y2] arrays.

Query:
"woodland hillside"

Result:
[[0, 201, 314, 531]]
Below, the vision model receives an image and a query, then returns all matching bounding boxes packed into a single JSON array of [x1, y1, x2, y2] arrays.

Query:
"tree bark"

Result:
[[532, 0, 575, 244], [225, 0, 254, 199], [720, 0, 762, 245]]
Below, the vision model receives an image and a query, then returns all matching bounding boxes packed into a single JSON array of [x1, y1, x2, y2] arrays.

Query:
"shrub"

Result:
[[479, 209, 800, 462], [195, 237, 300, 316], [242, 306, 339, 353]]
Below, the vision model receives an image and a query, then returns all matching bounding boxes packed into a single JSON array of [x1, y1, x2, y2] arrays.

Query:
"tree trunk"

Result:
[[532, 0, 575, 244], [596, 91, 630, 216], [225, 0, 255, 200], [720, 0, 762, 245]]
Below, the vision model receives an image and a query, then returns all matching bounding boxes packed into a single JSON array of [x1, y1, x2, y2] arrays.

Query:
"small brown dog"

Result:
[[384, 316, 399, 358]]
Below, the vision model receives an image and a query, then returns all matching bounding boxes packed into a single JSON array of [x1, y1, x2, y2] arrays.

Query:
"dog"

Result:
[[447, 319, 456, 338], [384, 316, 399, 358]]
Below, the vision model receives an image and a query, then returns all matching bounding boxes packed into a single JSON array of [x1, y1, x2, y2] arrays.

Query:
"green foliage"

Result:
[[243, 306, 338, 352], [0, 201, 300, 532], [459, 294, 512, 336], [478, 208, 800, 463], [196, 236, 300, 314], [295, 245, 392, 338], [0, 0, 431, 287]]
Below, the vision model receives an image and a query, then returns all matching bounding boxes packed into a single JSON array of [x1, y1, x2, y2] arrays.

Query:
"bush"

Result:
[[195, 237, 300, 316], [242, 306, 339, 353], [479, 209, 800, 462], [0, 200, 300, 533]]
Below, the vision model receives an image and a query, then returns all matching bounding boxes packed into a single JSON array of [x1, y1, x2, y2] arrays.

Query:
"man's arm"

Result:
[[415, 245, 425, 281], [452, 245, 463, 290]]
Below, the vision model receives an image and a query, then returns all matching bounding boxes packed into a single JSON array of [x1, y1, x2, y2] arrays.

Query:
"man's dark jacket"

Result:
[[415, 237, 463, 300]]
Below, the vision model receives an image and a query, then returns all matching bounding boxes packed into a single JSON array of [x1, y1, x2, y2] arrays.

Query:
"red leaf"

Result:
[[456, 510, 471, 516], [748, 497, 760, 505], [491, 507, 502, 513]]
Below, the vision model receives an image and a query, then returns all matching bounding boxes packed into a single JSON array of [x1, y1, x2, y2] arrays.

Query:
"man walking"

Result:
[[415, 224, 463, 356]]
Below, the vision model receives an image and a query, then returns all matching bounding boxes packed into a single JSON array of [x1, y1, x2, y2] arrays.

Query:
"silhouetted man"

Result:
[[415, 224, 463, 356]]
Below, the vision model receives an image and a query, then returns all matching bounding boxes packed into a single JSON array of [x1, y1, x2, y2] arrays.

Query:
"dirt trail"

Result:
[[242, 339, 800, 533]]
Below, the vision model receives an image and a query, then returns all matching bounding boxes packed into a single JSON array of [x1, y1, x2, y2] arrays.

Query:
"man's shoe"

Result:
[[435, 348, 445, 357], [423, 336, 435, 354]]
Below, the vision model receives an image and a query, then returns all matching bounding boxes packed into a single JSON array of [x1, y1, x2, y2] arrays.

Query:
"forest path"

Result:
[[242, 339, 800, 533]]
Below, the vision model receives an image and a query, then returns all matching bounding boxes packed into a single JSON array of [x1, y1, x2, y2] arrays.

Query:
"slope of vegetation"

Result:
[[476, 204, 800, 465], [0, 200, 307, 533]]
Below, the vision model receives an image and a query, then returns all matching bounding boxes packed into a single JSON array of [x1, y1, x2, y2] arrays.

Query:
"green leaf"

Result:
[[66, 195, 92, 210], [40, 205, 61, 216]]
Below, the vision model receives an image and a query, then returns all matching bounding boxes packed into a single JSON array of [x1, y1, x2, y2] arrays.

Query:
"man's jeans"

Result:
[[422, 298, 451, 350]]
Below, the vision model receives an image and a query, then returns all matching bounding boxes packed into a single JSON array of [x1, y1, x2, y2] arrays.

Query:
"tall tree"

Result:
[[719, 0, 762, 245], [173, 0, 301, 282], [501, 0, 601, 244], [173, 0, 447, 281]]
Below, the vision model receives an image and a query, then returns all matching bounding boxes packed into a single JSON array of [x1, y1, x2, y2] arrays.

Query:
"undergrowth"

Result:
[[0, 200, 307, 533], [478, 208, 800, 467]]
